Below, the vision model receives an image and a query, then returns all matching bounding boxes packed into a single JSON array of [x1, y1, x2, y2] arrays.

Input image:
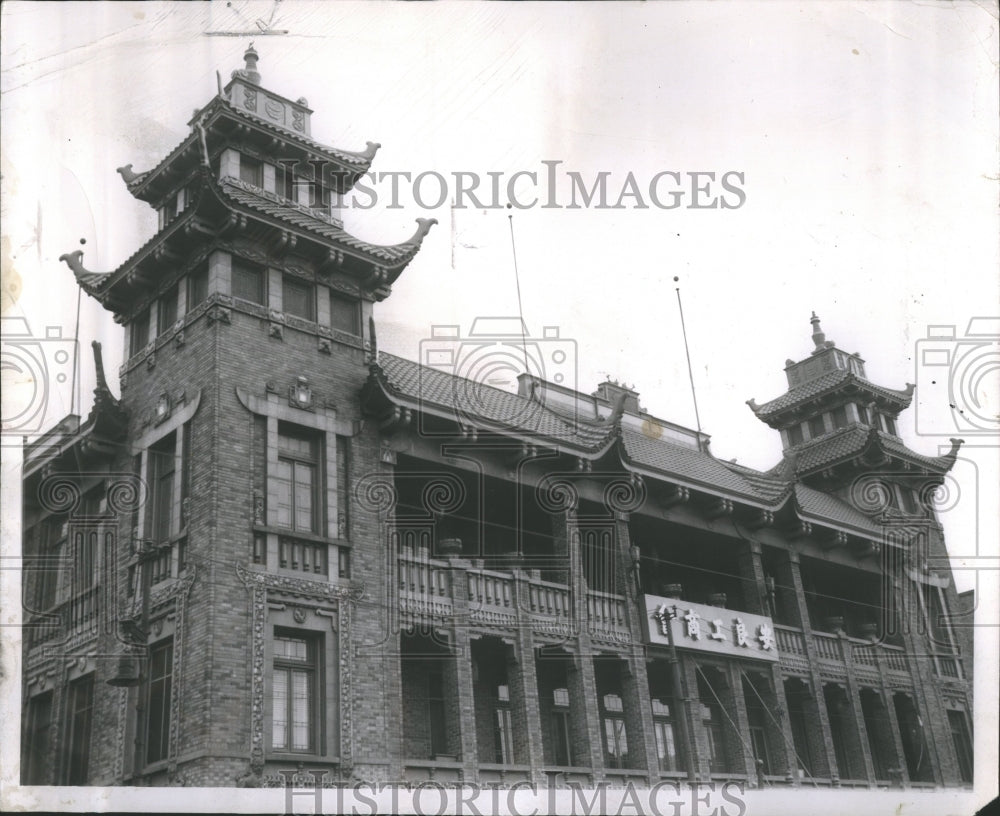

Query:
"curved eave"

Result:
[[749, 374, 915, 426], [124, 96, 380, 203], [61, 171, 213, 313], [214, 176, 436, 276], [795, 427, 963, 478], [363, 364, 618, 457], [64, 169, 436, 313], [616, 442, 788, 510]]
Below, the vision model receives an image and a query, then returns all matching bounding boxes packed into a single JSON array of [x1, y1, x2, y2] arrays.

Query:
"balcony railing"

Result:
[[586, 588, 630, 643], [467, 569, 516, 626], [774, 624, 915, 687], [398, 551, 453, 619], [278, 535, 327, 576]]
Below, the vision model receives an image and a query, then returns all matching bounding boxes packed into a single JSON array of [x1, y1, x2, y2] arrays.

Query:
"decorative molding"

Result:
[[131, 390, 202, 454], [235, 386, 354, 435]]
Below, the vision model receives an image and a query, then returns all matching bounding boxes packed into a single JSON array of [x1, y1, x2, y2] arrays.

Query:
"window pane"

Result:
[[291, 669, 311, 750], [131, 310, 150, 355], [66, 676, 94, 784], [240, 156, 262, 187], [188, 265, 209, 307], [146, 641, 173, 764], [283, 278, 313, 320], [294, 462, 314, 532], [272, 670, 288, 749], [330, 293, 360, 335], [158, 285, 178, 334], [232, 261, 264, 304]]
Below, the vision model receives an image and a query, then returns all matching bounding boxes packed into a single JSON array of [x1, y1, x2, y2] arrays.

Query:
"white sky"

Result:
[[1, 2, 998, 806]]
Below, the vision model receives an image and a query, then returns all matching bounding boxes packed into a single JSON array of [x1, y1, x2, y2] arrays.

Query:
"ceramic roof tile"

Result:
[[376, 352, 613, 448], [794, 484, 883, 535], [219, 179, 425, 265]]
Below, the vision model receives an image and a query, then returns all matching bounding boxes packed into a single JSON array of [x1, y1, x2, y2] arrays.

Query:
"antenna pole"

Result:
[[674, 278, 704, 447], [507, 214, 530, 375]]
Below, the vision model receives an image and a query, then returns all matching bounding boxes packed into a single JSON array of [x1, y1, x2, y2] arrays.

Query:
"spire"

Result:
[[810, 311, 829, 351], [234, 43, 261, 85]]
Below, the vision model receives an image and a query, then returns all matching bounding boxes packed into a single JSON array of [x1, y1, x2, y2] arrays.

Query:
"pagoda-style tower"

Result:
[[43, 46, 434, 786], [747, 314, 971, 783]]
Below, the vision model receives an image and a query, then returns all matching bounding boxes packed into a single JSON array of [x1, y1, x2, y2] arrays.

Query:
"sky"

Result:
[[1, 1, 997, 809]]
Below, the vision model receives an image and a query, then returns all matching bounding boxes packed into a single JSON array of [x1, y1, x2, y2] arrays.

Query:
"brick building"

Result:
[[20, 48, 974, 790]]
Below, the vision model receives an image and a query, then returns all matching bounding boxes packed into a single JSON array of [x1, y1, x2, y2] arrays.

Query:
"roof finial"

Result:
[[810, 311, 826, 349], [241, 43, 261, 85]]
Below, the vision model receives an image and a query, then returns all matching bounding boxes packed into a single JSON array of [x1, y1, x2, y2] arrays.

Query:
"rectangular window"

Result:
[[652, 698, 680, 773], [22, 691, 53, 785], [743, 675, 775, 776], [157, 284, 178, 335], [786, 691, 814, 777], [232, 259, 265, 305], [146, 640, 173, 764], [282, 276, 314, 321], [36, 517, 66, 612], [831, 405, 848, 429], [697, 671, 733, 775], [786, 424, 804, 447], [130, 309, 150, 356], [330, 292, 360, 336], [64, 674, 94, 784], [240, 155, 263, 187], [148, 433, 177, 544], [601, 693, 629, 769], [277, 161, 297, 201], [272, 632, 317, 753], [947, 710, 973, 783], [187, 264, 209, 308], [275, 426, 321, 534], [493, 684, 515, 764], [551, 687, 572, 767], [808, 415, 826, 439]]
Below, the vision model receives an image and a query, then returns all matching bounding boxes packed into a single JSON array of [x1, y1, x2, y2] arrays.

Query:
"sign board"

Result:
[[644, 595, 780, 662]]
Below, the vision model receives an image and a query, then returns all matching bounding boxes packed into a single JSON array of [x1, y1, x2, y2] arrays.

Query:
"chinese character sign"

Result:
[[647, 597, 780, 662]]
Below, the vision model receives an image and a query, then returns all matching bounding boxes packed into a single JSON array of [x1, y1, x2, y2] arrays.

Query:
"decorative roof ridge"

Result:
[[749, 369, 915, 418], [216, 177, 437, 270], [120, 94, 381, 200], [88, 341, 128, 437], [875, 430, 964, 473], [60, 174, 208, 300], [373, 351, 621, 450]]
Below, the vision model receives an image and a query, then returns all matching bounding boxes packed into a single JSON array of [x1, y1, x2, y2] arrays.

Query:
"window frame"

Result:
[[231, 258, 266, 306], [22, 691, 54, 785], [157, 283, 179, 336], [329, 291, 361, 336], [282, 276, 315, 322], [651, 697, 681, 773], [239, 154, 263, 188], [147, 432, 178, 544], [64, 674, 95, 785], [550, 687, 573, 767], [130, 308, 150, 356], [275, 425, 322, 535], [600, 692, 629, 769], [187, 263, 209, 309], [493, 683, 515, 765], [271, 630, 320, 754], [144, 639, 173, 766]]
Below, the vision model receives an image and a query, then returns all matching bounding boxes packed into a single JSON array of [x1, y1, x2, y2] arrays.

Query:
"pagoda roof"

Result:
[[370, 351, 618, 451], [364, 346, 958, 543], [62, 164, 435, 313], [748, 368, 914, 423], [619, 429, 789, 505], [120, 93, 379, 205], [787, 423, 962, 477]]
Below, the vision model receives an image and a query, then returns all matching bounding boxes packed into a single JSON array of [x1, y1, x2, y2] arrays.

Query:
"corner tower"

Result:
[[51, 46, 435, 786]]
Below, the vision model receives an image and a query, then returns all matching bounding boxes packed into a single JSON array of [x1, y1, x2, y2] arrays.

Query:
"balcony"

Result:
[[774, 624, 913, 687], [395, 552, 628, 642]]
